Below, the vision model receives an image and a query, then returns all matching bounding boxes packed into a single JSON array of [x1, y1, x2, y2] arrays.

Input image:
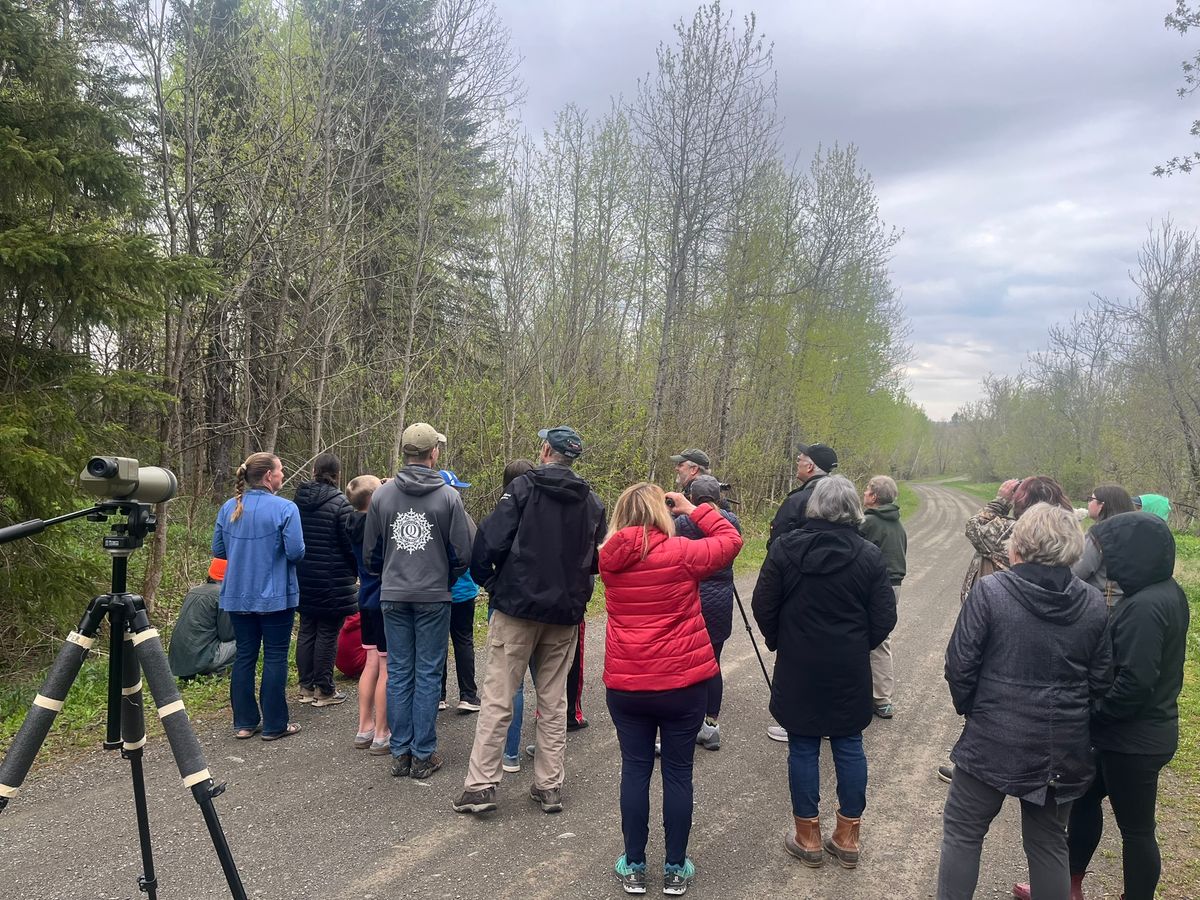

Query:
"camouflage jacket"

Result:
[[960, 498, 1015, 603]]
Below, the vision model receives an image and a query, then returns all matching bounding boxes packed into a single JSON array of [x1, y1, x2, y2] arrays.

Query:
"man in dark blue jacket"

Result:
[[454, 425, 606, 816]]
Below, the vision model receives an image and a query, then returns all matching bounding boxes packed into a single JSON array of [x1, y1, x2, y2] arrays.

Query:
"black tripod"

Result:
[[0, 501, 248, 900]]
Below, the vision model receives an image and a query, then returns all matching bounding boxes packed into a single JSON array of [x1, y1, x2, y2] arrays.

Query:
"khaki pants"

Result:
[[464, 610, 578, 792], [870, 585, 900, 706]]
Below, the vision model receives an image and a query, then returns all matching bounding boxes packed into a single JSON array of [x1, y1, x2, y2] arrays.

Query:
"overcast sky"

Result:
[[490, 0, 1196, 419]]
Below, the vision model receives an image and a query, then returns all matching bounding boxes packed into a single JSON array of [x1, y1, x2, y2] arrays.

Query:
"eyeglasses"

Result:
[[1087, 496, 1099, 503]]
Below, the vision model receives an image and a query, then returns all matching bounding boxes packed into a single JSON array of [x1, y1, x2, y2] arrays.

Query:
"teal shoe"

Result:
[[615, 854, 647, 894], [662, 858, 695, 896]]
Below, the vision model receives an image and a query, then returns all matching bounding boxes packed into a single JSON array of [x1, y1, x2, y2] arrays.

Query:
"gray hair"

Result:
[[807, 474, 865, 526], [866, 475, 898, 505], [1009, 503, 1085, 567]]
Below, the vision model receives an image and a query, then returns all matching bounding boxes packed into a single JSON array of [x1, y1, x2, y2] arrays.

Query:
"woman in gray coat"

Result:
[[937, 503, 1111, 900]]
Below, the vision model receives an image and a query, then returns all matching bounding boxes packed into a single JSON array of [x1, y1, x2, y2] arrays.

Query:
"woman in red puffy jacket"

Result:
[[600, 482, 743, 896]]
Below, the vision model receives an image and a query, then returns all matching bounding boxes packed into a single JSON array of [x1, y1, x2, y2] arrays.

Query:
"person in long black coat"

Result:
[[294, 452, 359, 705], [937, 503, 1111, 900], [752, 474, 897, 871]]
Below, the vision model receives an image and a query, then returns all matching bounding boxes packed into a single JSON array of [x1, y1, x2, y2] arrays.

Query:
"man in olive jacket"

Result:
[[860, 475, 907, 719]]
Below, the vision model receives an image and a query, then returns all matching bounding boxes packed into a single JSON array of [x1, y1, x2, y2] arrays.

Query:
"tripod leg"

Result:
[[130, 625, 248, 900], [120, 631, 159, 899], [732, 585, 773, 691], [0, 625, 99, 811]]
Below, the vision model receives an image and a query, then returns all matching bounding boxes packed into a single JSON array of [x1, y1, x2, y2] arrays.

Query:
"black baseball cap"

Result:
[[796, 442, 838, 472], [538, 425, 584, 459], [670, 448, 711, 468]]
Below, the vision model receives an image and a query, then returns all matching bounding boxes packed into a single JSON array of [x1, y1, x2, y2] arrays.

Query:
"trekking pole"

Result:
[[731, 584, 772, 691]]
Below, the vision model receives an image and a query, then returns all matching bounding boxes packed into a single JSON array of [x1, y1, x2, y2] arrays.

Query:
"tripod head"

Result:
[[0, 499, 158, 556]]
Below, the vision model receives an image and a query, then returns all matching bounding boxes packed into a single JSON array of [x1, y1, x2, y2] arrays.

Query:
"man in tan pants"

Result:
[[453, 426, 606, 815]]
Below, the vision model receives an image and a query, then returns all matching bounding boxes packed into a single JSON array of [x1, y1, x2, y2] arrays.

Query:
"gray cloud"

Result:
[[493, 0, 1198, 418]]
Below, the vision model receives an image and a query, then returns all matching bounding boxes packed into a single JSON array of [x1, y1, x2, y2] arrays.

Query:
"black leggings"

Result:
[[1067, 750, 1173, 900], [706, 640, 724, 718]]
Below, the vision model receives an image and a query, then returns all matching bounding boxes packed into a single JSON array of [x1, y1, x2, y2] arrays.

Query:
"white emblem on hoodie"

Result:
[[392, 509, 433, 554]]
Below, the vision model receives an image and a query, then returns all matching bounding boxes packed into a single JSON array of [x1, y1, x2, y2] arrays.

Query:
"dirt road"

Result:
[[1, 483, 1123, 899]]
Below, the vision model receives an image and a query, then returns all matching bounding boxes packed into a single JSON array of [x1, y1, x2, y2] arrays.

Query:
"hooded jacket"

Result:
[[673, 507, 742, 644], [603, 504, 743, 691], [752, 520, 897, 737], [363, 465, 472, 604], [294, 480, 359, 617], [1090, 512, 1189, 755], [946, 565, 1111, 802], [470, 464, 606, 625], [766, 473, 828, 550], [860, 503, 907, 585]]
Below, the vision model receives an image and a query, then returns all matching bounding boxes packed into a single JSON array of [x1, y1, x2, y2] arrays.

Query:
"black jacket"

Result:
[[1090, 512, 1189, 755], [471, 465, 606, 626], [767, 473, 828, 550], [946, 564, 1110, 802], [294, 481, 359, 617], [752, 519, 897, 737]]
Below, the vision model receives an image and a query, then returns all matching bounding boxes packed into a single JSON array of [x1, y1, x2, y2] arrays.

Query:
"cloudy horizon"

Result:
[[491, 0, 1197, 420]]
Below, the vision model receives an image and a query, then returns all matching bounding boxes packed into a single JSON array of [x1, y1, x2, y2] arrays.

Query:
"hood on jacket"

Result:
[[1092, 511, 1176, 596], [777, 519, 862, 576], [294, 480, 341, 511], [991, 567, 1096, 626], [600, 526, 667, 574], [865, 503, 900, 522], [526, 464, 590, 503], [394, 465, 449, 496], [1138, 494, 1171, 522]]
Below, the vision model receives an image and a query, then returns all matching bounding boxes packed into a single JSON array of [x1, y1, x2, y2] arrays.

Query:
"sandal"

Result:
[[261, 723, 302, 742], [234, 725, 262, 740]]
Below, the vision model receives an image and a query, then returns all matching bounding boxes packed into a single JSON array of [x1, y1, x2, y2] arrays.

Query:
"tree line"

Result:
[[0, 0, 928, 668]]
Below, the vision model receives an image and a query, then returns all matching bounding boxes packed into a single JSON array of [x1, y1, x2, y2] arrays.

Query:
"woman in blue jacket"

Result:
[[213, 452, 305, 740]]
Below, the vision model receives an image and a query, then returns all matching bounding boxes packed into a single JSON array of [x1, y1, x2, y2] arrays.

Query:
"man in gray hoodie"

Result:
[[364, 422, 472, 780]]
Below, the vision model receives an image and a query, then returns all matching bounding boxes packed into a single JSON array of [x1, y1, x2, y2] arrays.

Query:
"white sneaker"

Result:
[[502, 754, 521, 773], [696, 721, 720, 751], [766, 724, 788, 743], [457, 698, 481, 712], [438, 699, 448, 711]]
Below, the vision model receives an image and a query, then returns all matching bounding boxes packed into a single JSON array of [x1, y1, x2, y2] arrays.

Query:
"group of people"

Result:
[[938, 477, 1187, 900], [170, 428, 1186, 899]]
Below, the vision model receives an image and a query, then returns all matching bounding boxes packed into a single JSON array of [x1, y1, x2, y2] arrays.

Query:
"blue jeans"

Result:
[[787, 732, 867, 818], [382, 601, 451, 759], [504, 658, 537, 759], [229, 608, 295, 736]]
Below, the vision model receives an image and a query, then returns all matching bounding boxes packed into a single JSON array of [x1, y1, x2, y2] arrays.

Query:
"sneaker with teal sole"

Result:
[[662, 858, 695, 895], [614, 854, 647, 894]]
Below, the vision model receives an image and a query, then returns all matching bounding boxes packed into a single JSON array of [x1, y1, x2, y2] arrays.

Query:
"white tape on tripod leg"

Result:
[[0, 783, 18, 798], [123, 737, 147, 750], [157, 700, 186, 719], [182, 769, 212, 789], [132, 629, 161, 647], [122, 680, 143, 696], [66, 631, 95, 650], [32, 695, 64, 712]]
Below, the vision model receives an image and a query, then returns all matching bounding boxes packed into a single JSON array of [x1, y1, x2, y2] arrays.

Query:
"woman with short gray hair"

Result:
[[937, 503, 1111, 900], [752, 474, 897, 872]]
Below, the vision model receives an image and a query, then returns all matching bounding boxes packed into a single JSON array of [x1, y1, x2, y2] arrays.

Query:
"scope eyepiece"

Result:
[[86, 456, 120, 478]]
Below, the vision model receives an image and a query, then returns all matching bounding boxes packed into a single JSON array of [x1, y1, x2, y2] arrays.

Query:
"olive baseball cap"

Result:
[[670, 448, 711, 468]]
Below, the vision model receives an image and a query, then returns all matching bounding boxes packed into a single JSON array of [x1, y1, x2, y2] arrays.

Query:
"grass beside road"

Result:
[[950, 481, 1002, 504]]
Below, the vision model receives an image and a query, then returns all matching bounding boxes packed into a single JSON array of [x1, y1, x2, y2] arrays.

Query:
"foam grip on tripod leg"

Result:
[[120, 632, 146, 750], [132, 629, 211, 790], [0, 633, 93, 800]]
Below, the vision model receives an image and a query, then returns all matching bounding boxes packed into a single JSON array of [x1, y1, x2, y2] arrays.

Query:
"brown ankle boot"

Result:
[[823, 810, 861, 868], [784, 816, 825, 867]]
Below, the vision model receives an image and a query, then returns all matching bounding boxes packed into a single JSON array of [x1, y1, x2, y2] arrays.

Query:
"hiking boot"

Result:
[[452, 786, 498, 814], [312, 689, 347, 707], [938, 765, 954, 784], [502, 754, 521, 773], [766, 725, 788, 743], [409, 752, 443, 780], [457, 697, 482, 713], [297, 686, 316, 704], [824, 810, 861, 868], [614, 854, 648, 894], [873, 703, 894, 719], [390, 753, 412, 777], [784, 816, 825, 867], [696, 720, 720, 751], [530, 785, 563, 813], [567, 717, 589, 731], [1013, 872, 1086, 900], [662, 858, 695, 895]]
